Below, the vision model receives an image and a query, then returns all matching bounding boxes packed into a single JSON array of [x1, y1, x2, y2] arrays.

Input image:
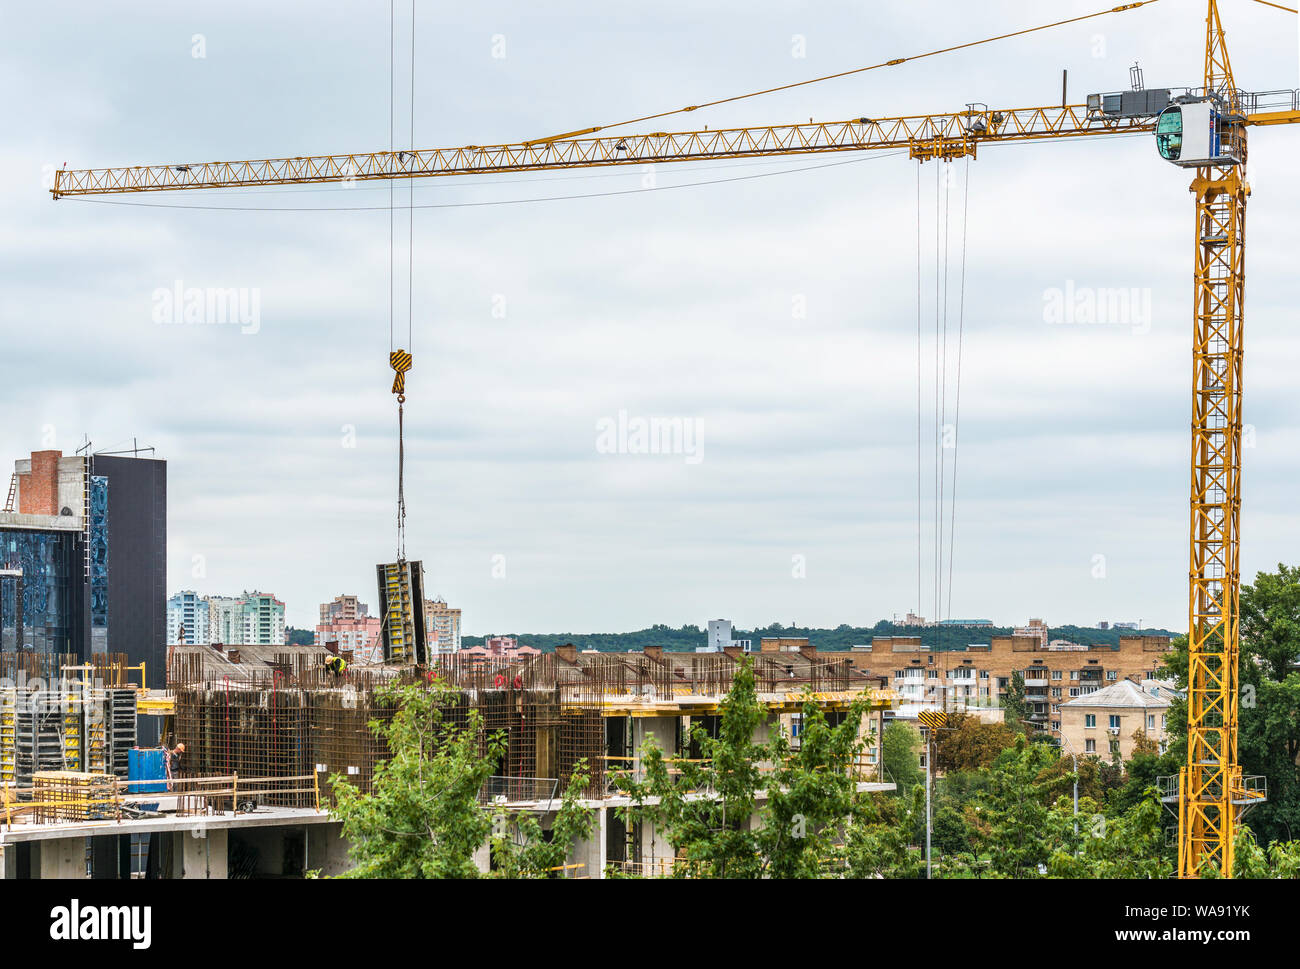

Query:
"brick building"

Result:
[[849, 632, 1173, 737]]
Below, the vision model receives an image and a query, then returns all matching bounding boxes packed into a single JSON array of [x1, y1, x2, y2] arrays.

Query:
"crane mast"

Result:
[[1178, 0, 1252, 879]]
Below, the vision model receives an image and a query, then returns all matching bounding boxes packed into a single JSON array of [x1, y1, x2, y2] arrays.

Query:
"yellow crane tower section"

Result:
[[50, 0, 1300, 876]]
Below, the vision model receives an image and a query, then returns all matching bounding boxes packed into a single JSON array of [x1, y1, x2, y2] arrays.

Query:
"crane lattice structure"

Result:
[[52, 1, 1300, 876]]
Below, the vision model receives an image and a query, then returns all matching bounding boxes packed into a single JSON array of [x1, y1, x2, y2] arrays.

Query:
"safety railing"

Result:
[[1, 771, 323, 828], [478, 776, 559, 805]]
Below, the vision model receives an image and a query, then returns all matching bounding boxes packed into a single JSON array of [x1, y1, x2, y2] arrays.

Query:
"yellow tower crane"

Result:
[[51, 0, 1300, 876]]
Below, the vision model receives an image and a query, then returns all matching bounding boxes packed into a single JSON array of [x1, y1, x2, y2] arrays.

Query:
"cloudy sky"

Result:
[[3, 1, 1298, 634]]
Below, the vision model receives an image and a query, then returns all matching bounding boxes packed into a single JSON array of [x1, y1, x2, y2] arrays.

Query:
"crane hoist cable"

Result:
[[946, 155, 971, 622], [388, 0, 417, 562]]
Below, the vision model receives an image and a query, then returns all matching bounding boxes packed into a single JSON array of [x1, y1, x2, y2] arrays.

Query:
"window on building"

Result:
[[979, 687, 989, 698], [979, 670, 989, 679], [1085, 739, 1096, 753], [1085, 714, 1096, 728], [1051, 688, 1061, 699], [1106, 670, 1118, 681], [1109, 715, 1121, 730], [1070, 689, 1081, 698], [1070, 670, 1079, 680], [1051, 670, 1062, 680], [927, 669, 938, 679], [1147, 714, 1155, 730], [1051, 720, 1061, 732]]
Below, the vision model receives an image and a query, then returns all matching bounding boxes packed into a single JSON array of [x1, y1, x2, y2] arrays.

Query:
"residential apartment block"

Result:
[[165, 590, 287, 646], [425, 596, 462, 655], [316, 595, 383, 663], [166, 590, 210, 645], [1059, 678, 1180, 760], [850, 632, 1173, 737]]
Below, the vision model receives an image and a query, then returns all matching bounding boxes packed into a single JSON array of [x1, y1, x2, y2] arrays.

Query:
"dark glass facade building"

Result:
[[0, 527, 82, 655], [0, 451, 166, 690], [94, 455, 167, 690]]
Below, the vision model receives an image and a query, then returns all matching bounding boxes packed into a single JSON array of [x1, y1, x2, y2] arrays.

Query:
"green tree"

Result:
[[970, 738, 1058, 876], [1036, 753, 1124, 808], [1046, 792, 1173, 879], [1241, 563, 1300, 681], [1002, 671, 1029, 733], [882, 721, 923, 797], [615, 662, 868, 877], [840, 789, 926, 879], [761, 695, 868, 878], [1232, 827, 1300, 878], [489, 763, 596, 878], [1166, 565, 1300, 847], [329, 681, 505, 878], [933, 713, 1016, 773], [614, 660, 768, 878]]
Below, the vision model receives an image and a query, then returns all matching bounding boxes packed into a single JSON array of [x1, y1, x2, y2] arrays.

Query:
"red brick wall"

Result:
[[17, 450, 61, 516]]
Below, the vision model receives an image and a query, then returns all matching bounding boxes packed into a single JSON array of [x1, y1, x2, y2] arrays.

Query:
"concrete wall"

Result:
[[307, 823, 352, 877], [633, 715, 679, 759], [39, 837, 87, 879], [177, 828, 227, 879]]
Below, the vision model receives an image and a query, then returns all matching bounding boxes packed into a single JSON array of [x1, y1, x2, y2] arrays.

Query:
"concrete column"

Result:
[[640, 818, 674, 878], [472, 839, 491, 874], [307, 822, 353, 877], [179, 827, 227, 879], [568, 803, 607, 879], [39, 837, 87, 879]]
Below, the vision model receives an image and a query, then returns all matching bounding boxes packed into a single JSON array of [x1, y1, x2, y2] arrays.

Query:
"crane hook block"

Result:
[[390, 349, 413, 395]]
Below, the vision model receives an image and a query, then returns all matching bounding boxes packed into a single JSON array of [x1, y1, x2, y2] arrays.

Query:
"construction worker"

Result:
[[324, 654, 347, 678], [164, 742, 185, 791]]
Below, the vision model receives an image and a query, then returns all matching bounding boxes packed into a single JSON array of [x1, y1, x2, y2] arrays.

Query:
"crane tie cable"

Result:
[[524, 2, 1163, 144]]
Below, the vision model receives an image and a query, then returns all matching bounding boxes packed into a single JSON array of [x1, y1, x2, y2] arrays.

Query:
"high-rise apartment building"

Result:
[[207, 596, 243, 644], [424, 596, 462, 655], [167, 590, 210, 645], [167, 591, 285, 646], [316, 595, 383, 663], [320, 594, 367, 624], [241, 592, 286, 646]]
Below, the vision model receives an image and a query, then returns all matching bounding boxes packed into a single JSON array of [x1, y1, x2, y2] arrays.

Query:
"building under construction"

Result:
[[159, 641, 897, 875], [0, 640, 898, 878]]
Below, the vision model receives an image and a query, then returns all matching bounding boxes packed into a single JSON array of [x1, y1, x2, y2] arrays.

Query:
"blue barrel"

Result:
[[128, 748, 168, 806]]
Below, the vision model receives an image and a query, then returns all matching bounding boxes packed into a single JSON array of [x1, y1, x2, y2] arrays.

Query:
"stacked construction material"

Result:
[[31, 770, 116, 823], [0, 689, 14, 786]]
